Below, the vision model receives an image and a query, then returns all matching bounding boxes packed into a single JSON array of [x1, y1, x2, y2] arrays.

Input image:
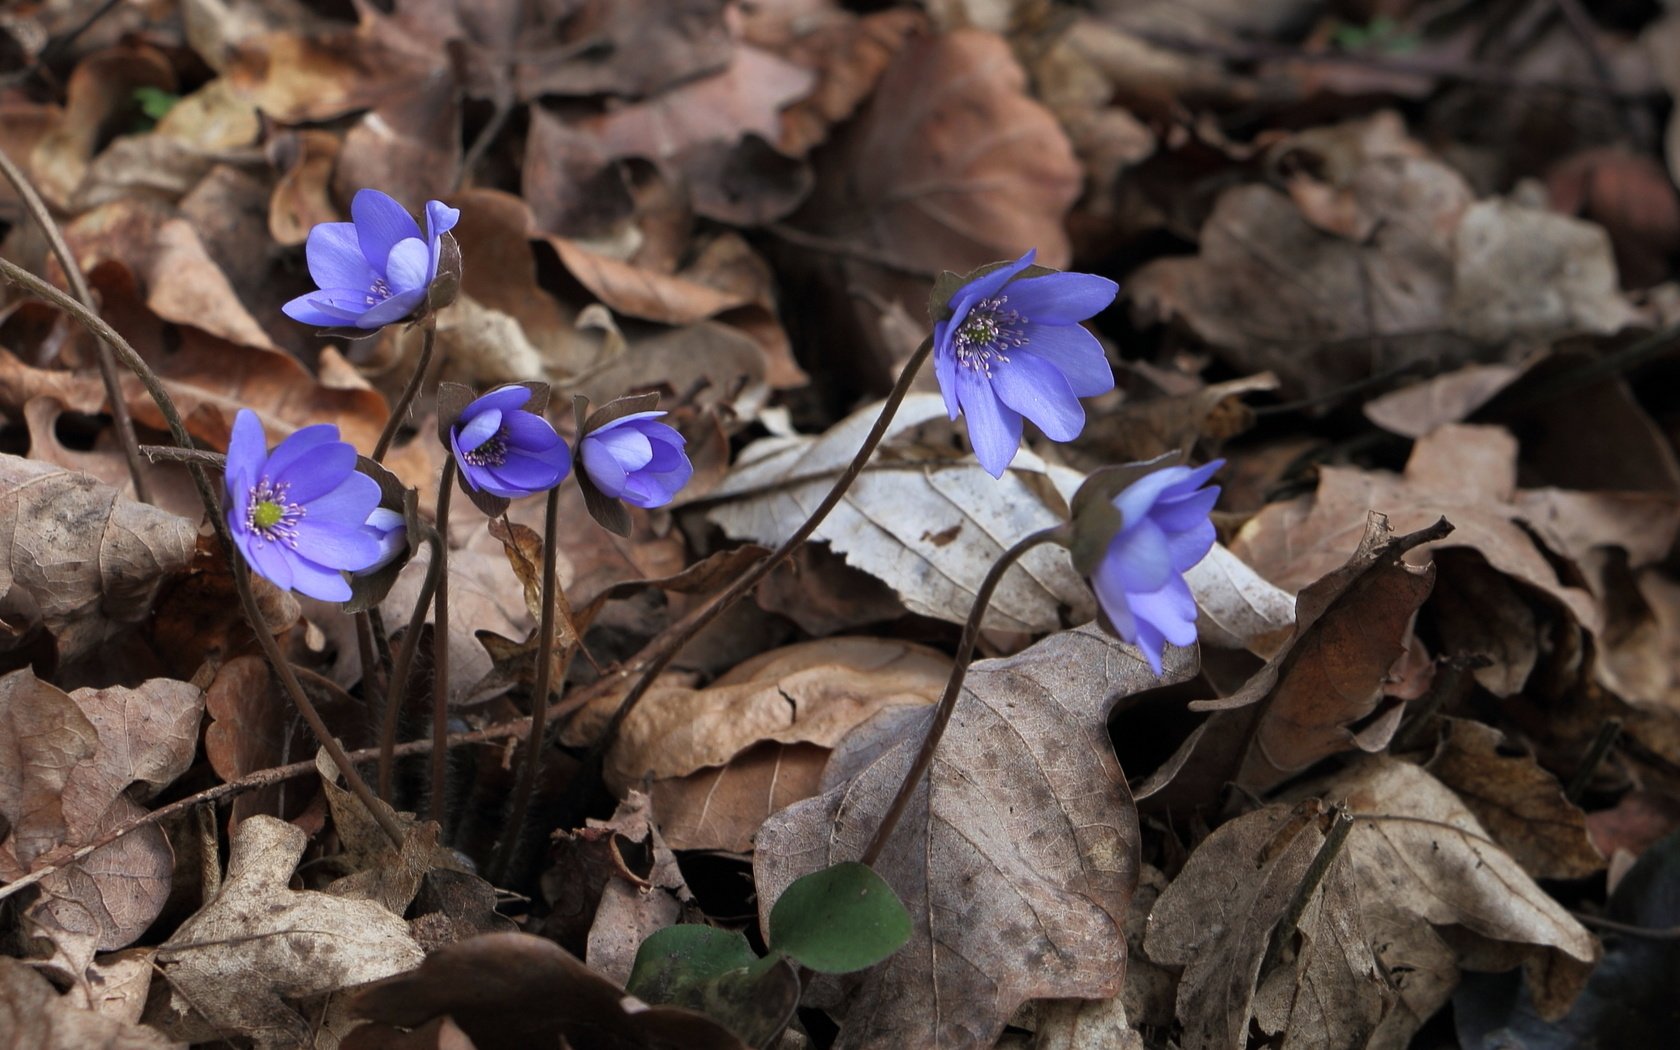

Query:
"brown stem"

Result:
[[490, 485, 562, 883], [1257, 806, 1354, 980], [0, 145, 149, 503], [378, 526, 445, 799], [229, 556, 405, 848], [373, 322, 435, 462], [859, 527, 1061, 867], [356, 611, 383, 706], [584, 336, 936, 769], [431, 459, 457, 826], [0, 707, 565, 906]]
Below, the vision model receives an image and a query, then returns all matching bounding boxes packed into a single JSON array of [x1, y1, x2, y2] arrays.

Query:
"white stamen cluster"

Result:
[[244, 477, 305, 548], [954, 294, 1028, 376], [462, 428, 509, 467], [364, 277, 393, 307]]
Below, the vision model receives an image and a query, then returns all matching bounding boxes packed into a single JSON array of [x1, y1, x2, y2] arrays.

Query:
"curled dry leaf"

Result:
[[705, 393, 1093, 633], [563, 636, 948, 797], [0, 454, 196, 668], [150, 816, 424, 1049], [1180, 515, 1446, 797], [755, 626, 1192, 1050], [0, 955, 181, 1050], [352, 931, 749, 1050]]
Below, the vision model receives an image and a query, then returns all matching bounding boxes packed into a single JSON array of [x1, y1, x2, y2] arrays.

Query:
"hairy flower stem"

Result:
[[378, 526, 445, 800], [859, 526, 1064, 868], [431, 460, 457, 827], [581, 336, 936, 775], [0, 147, 149, 503], [230, 556, 406, 847], [372, 322, 436, 462], [490, 486, 563, 884]]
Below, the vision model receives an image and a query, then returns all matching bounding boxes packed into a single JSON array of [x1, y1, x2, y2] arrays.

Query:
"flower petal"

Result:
[[355, 287, 426, 329], [1160, 459, 1224, 500], [282, 290, 365, 326], [1092, 564, 1138, 644], [384, 237, 431, 293], [1131, 619, 1167, 675], [1105, 516, 1174, 594], [988, 351, 1086, 442], [1000, 271, 1118, 324], [581, 437, 629, 497], [593, 411, 666, 434], [287, 555, 352, 602], [455, 408, 503, 454], [293, 518, 383, 570], [932, 320, 962, 420], [425, 200, 460, 239], [271, 433, 356, 501], [956, 368, 1023, 478], [1164, 517, 1216, 573], [306, 222, 378, 292], [264, 423, 342, 476], [1111, 466, 1192, 526], [300, 470, 382, 526], [946, 250, 1037, 330], [1152, 485, 1219, 533], [502, 410, 561, 452], [1015, 323, 1114, 398], [245, 539, 295, 592], [351, 190, 422, 279], [1130, 576, 1199, 647], [485, 447, 568, 495], [226, 409, 267, 491], [466, 385, 534, 417], [592, 426, 654, 473]]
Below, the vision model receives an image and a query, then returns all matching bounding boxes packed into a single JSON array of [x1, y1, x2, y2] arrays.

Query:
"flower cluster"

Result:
[[933, 250, 1118, 477], [1086, 460, 1222, 675], [224, 410, 400, 602], [282, 189, 459, 330]]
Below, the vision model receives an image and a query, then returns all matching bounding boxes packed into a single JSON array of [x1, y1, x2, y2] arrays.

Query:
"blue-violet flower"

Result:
[[360, 508, 408, 574], [1090, 460, 1222, 675], [578, 412, 692, 509], [933, 249, 1118, 477], [225, 409, 385, 602], [448, 385, 571, 499], [282, 189, 460, 329]]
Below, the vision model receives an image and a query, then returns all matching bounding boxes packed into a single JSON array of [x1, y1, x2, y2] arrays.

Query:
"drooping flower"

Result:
[[932, 249, 1118, 477], [447, 384, 571, 500], [281, 189, 460, 330], [578, 412, 692, 509], [224, 409, 385, 602], [1087, 459, 1223, 675]]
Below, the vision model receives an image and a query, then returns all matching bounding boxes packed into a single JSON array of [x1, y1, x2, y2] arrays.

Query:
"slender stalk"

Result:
[[1257, 807, 1354, 980], [431, 460, 457, 826], [859, 527, 1062, 867], [230, 556, 405, 847], [356, 612, 383, 706], [490, 486, 562, 883], [585, 336, 936, 764], [0, 146, 149, 502], [378, 526, 445, 799], [372, 323, 435, 462], [0, 259, 225, 543]]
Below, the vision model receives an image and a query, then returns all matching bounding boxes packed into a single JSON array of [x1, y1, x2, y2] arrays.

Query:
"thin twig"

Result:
[[1257, 806, 1355, 980], [230, 557, 405, 848], [579, 336, 937, 787], [379, 526, 445, 800], [764, 224, 940, 280], [1572, 912, 1680, 939], [490, 485, 562, 883], [0, 709, 556, 905], [859, 526, 1064, 867], [373, 323, 435, 462], [431, 460, 457, 826], [0, 147, 149, 501]]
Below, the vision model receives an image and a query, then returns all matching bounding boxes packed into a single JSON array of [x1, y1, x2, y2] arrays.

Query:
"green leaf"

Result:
[[627, 926, 799, 1049], [132, 86, 178, 122], [767, 862, 911, 974]]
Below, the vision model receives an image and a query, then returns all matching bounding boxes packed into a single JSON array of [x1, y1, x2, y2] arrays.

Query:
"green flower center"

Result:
[[243, 478, 303, 547], [252, 500, 286, 530]]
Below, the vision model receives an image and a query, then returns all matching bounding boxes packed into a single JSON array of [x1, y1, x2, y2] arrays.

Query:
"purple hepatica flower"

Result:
[[360, 508, 407, 574], [1091, 460, 1223, 675], [225, 409, 384, 602], [449, 385, 571, 499], [933, 249, 1118, 478], [579, 412, 693, 509], [281, 189, 460, 330]]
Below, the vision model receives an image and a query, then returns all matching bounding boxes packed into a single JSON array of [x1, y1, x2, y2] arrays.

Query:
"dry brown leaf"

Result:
[[222, 25, 434, 123], [351, 931, 749, 1050], [756, 625, 1192, 1049], [651, 741, 828, 852], [150, 816, 424, 1049], [331, 68, 461, 215], [574, 792, 698, 987], [564, 636, 948, 797], [550, 237, 755, 327], [1424, 718, 1604, 880], [1144, 803, 1390, 1050], [0, 454, 197, 668], [1185, 515, 1444, 795], [29, 45, 176, 208], [0, 955, 180, 1050], [20, 397, 202, 518], [511, 0, 734, 100]]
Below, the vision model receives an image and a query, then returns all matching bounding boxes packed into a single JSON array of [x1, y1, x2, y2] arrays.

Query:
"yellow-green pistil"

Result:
[[953, 293, 1028, 377]]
